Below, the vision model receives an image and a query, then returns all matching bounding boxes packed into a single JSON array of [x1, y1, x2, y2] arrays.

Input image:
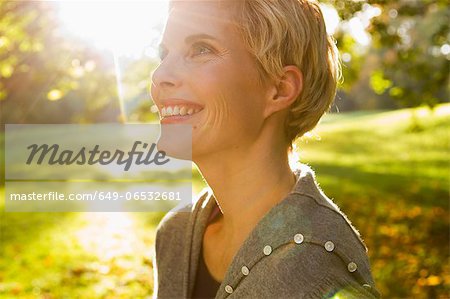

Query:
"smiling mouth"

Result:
[[160, 105, 203, 119]]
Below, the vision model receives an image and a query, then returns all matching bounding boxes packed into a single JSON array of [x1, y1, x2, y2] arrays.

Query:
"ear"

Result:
[[264, 65, 303, 118]]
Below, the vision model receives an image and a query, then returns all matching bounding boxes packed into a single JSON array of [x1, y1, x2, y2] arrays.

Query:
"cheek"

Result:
[[197, 62, 264, 111], [188, 64, 267, 158], [188, 59, 266, 140], [198, 80, 265, 141], [221, 70, 266, 128]]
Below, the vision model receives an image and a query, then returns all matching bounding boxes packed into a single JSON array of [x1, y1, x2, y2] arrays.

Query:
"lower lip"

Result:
[[160, 111, 202, 124]]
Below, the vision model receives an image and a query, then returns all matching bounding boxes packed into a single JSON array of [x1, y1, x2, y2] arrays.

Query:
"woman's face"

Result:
[[151, 1, 271, 161]]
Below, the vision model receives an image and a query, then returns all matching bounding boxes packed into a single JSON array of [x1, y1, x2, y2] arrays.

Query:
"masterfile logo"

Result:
[[26, 141, 170, 171]]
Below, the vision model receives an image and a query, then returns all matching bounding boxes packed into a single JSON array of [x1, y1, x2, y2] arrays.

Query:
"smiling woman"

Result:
[[151, 1, 380, 298]]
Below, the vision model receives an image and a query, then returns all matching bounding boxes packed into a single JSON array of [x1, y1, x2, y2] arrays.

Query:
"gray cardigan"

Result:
[[153, 165, 381, 298]]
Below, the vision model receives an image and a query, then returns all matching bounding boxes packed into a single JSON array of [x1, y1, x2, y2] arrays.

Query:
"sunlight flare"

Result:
[[56, 1, 168, 56], [76, 212, 141, 261]]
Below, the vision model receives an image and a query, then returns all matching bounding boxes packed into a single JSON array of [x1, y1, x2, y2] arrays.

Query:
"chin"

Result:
[[156, 124, 193, 161]]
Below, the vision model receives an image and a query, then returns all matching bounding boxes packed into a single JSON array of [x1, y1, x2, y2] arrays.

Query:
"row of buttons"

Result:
[[223, 233, 362, 294], [322, 240, 357, 273]]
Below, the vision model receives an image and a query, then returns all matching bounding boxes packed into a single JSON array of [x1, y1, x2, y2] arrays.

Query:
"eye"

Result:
[[191, 43, 213, 57]]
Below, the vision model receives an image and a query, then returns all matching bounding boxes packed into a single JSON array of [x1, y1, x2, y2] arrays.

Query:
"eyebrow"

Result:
[[160, 33, 219, 49], [184, 33, 219, 44]]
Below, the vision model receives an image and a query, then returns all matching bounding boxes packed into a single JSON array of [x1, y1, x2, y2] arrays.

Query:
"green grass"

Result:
[[297, 104, 449, 298], [0, 209, 165, 299], [1, 104, 449, 298]]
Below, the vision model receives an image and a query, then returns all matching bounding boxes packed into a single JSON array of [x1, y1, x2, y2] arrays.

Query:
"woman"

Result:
[[151, 0, 380, 298]]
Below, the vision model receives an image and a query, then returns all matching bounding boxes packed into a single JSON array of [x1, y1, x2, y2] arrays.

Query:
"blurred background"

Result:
[[0, 0, 448, 298]]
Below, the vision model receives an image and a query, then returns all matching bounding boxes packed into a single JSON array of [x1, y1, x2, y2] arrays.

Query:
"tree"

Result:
[[328, 0, 449, 109], [0, 1, 120, 124]]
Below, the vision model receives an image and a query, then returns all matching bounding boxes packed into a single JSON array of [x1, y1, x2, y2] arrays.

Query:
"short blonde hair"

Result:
[[230, 0, 341, 145]]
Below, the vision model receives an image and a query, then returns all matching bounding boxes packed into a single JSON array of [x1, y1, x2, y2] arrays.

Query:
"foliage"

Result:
[[328, 0, 449, 109], [297, 103, 450, 298], [369, 1, 449, 108], [116, 56, 160, 123], [0, 1, 120, 124]]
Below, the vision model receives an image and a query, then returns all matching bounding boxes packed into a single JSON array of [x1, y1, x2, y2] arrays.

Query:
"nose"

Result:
[[151, 55, 182, 91]]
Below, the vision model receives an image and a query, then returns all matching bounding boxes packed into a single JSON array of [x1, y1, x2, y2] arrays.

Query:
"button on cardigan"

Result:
[[152, 165, 381, 298]]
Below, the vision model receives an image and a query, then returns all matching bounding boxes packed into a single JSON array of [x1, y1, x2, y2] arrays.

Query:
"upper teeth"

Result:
[[161, 106, 201, 117]]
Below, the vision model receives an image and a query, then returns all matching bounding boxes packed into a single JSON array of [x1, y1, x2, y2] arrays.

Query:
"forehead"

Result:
[[163, 1, 237, 43]]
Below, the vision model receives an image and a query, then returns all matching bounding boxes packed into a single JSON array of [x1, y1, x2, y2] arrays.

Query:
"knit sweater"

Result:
[[153, 165, 381, 298]]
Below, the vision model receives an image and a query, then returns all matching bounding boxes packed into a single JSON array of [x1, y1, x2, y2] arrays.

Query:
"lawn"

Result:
[[1, 103, 449, 298], [297, 104, 449, 298]]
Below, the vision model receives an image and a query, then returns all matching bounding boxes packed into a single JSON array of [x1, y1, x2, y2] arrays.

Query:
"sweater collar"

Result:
[[186, 164, 366, 298]]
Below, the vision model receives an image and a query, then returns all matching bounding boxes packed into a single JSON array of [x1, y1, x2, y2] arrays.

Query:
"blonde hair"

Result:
[[230, 0, 341, 145]]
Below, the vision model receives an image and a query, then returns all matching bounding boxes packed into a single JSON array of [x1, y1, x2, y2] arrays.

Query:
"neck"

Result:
[[194, 138, 296, 237]]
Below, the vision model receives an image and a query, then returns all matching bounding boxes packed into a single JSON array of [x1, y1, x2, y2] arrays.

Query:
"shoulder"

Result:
[[237, 241, 379, 299], [216, 165, 380, 298], [277, 165, 379, 297], [287, 165, 370, 258], [251, 202, 379, 297], [278, 166, 379, 296]]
